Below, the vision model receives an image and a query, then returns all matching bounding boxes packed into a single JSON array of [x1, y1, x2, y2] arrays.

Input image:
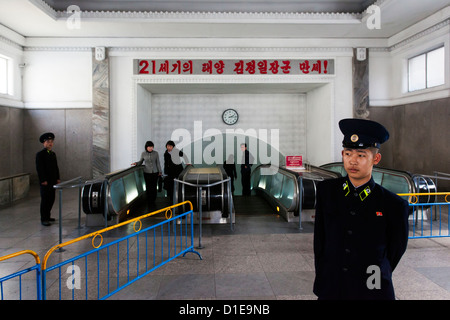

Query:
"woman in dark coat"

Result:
[[163, 140, 188, 202]]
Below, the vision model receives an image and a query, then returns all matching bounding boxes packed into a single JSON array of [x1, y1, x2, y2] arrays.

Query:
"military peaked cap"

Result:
[[339, 118, 389, 149], [39, 132, 55, 143]]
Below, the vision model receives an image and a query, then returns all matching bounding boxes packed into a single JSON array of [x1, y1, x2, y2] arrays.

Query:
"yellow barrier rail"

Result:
[[42, 200, 193, 270], [0, 249, 40, 264], [0, 250, 42, 300], [397, 192, 450, 204]]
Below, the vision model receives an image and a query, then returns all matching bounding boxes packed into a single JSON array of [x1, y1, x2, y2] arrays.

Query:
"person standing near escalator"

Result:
[[36, 132, 60, 226], [164, 140, 189, 203], [313, 118, 409, 300], [132, 141, 162, 210]]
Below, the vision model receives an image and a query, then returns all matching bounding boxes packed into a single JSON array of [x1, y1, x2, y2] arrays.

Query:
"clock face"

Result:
[[222, 109, 239, 125]]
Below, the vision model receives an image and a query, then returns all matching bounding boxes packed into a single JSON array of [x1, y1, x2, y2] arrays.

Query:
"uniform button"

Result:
[[345, 248, 351, 254], [350, 211, 356, 216], [342, 267, 348, 272], [347, 230, 353, 235], [354, 193, 359, 197]]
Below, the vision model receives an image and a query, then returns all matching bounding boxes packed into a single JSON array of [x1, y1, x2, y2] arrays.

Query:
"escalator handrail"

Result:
[[53, 176, 84, 189], [252, 163, 341, 213], [174, 177, 230, 188], [251, 164, 300, 212]]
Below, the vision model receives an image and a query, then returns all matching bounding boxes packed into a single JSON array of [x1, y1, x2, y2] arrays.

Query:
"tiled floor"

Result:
[[1, 186, 450, 300]]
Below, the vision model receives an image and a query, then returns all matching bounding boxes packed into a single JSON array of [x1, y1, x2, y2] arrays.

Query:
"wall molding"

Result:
[[368, 18, 450, 54], [74, 11, 360, 24], [0, 35, 23, 52], [370, 87, 450, 107], [19, 17, 450, 55], [30, 0, 361, 24]]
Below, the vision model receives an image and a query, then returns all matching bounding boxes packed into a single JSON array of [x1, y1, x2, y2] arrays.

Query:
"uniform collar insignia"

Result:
[[343, 177, 374, 201], [359, 186, 371, 201], [343, 181, 350, 196]]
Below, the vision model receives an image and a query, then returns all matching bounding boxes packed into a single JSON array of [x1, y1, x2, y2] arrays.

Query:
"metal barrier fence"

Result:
[[0, 250, 42, 300], [399, 192, 450, 239], [174, 177, 234, 249], [0, 201, 201, 300]]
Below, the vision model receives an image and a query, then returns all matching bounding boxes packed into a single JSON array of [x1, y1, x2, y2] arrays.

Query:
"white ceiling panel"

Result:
[[0, 0, 448, 40]]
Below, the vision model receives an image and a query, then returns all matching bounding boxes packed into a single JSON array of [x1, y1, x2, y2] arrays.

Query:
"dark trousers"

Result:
[[165, 177, 175, 202], [241, 167, 251, 196], [229, 177, 235, 193], [40, 185, 55, 222], [144, 172, 159, 206]]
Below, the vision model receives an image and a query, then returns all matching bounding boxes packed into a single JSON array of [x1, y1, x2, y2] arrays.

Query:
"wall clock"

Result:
[[222, 109, 239, 125]]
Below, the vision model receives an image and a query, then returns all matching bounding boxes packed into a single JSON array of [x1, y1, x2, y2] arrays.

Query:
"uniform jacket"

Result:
[[136, 150, 162, 174], [36, 148, 60, 185], [313, 176, 409, 300]]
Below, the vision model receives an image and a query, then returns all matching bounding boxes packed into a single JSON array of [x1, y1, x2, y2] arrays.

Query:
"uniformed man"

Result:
[[240, 143, 253, 196], [36, 132, 60, 226], [313, 118, 409, 300]]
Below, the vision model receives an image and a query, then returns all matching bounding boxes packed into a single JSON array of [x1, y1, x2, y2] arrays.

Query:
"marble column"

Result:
[[92, 48, 110, 178], [353, 48, 370, 119]]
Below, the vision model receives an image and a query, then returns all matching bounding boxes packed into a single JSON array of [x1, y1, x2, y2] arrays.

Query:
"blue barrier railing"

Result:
[[0, 250, 42, 300], [0, 202, 201, 300], [398, 192, 450, 239], [409, 202, 450, 239], [41, 202, 201, 300]]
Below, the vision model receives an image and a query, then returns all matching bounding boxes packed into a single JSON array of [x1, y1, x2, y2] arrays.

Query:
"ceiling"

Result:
[[43, 0, 376, 13], [0, 0, 449, 40], [1, 1, 447, 94]]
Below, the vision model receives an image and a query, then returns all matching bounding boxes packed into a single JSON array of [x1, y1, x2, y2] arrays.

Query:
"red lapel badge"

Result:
[[376, 212, 383, 217]]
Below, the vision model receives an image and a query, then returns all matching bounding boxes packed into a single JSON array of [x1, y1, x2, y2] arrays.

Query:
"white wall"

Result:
[[305, 56, 353, 166], [136, 84, 153, 159], [306, 83, 333, 166], [110, 55, 134, 171], [146, 92, 306, 168], [332, 56, 353, 160], [369, 19, 450, 107], [0, 27, 24, 108], [22, 50, 92, 108]]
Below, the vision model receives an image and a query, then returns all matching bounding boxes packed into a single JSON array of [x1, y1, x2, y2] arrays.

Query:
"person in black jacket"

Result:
[[313, 118, 409, 300], [163, 140, 189, 202], [35, 132, 60, 226], [240, 143, 253, 196]]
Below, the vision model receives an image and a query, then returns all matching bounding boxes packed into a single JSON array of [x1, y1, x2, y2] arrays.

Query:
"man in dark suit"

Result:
[[36, 132, 60, 226], [240, 143, 253, 196], [313, 118, 409, 300]]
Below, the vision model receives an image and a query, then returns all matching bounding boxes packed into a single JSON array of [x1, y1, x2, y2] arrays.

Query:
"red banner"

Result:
[[135, 59, 334, 76]]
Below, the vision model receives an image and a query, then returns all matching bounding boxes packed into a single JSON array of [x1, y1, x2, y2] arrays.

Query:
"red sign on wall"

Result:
[[135, 59, 334, 75], [286, 156, 303, 168]]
